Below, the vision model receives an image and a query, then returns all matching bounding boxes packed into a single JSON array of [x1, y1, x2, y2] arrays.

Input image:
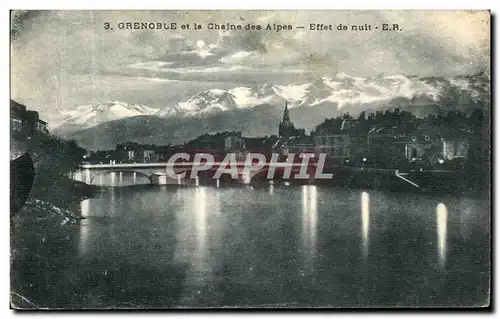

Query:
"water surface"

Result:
[[21, 172, 491, 308]]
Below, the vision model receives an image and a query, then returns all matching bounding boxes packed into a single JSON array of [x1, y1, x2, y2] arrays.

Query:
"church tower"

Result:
[[279, 101, 295, 137], [282, 101, 291, 123]]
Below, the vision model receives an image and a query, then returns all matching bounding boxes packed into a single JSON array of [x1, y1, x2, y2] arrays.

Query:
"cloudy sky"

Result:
[[10, 10, 490, 123]]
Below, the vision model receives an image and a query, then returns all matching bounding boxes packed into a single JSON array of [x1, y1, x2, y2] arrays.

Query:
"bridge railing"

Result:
[[80, 162, 325, 169]]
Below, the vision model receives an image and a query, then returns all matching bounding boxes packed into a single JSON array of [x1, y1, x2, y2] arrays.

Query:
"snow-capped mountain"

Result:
[[157, 83, 304, 117], [157, 71, 490, 118], [55, 71, 490, 147], [62, 71, 490, 150], [157, 89, 240, 117], [54, 101, 159, 131]]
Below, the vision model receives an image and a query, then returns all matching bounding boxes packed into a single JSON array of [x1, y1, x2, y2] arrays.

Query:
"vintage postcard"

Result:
[[10, 10, 491, 309]]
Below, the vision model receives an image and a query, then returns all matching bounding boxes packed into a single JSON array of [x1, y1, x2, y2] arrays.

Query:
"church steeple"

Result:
[[279, 100, 295, 137], [282, 100, 290, 123]]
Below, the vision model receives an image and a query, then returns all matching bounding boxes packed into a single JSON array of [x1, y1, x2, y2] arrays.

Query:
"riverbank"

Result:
[[10, 176, 100, 309], [247, 165, 489, 199], [30, 178, 100, 211]]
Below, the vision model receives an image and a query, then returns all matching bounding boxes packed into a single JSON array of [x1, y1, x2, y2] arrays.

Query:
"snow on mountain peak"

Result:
[[58, 72, 488, 132], [57, 101, 159, 129], [304, 73, 445, 108], [161, 89, 240, 117], [157, 72, 488, 118]]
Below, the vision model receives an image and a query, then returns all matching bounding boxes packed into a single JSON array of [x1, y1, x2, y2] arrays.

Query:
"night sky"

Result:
[[10, 10, 490, 123]]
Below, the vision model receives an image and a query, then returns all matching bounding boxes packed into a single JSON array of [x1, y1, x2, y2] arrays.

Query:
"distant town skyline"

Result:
[[11, 10, 490, 123]]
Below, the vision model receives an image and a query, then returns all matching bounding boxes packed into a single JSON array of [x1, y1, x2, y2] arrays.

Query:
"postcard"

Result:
[[10, 10, 491, 309]]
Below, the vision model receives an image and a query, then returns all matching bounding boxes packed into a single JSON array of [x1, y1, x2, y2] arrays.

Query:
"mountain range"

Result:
[[53, 71, 490, 150], [55, 101, 159, 133]]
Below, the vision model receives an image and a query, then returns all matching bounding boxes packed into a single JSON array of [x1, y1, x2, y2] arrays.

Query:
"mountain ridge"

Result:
[[53, 101, 159, 133], [157, 70, 489, 117], [53, 71, 490, 150]]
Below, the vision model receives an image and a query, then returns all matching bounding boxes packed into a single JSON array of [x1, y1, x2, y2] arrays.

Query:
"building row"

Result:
[[89, 101, 474, 169], [10, 100, 49, 137], [109, 134, 280, 164], [276, 103, 473, 168]]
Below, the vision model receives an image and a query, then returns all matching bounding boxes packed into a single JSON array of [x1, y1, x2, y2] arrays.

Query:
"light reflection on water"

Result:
[[436, 203, 448, 267], [172, 187, 223, 296], [110, 172, 116, 186], [301, 185, 317, 271], [78, 199, 91, 257], [68, 185, 489, 307], [361, 191, 370, 258], [110, 187, 116, 217], [194, 187, 208, 273]]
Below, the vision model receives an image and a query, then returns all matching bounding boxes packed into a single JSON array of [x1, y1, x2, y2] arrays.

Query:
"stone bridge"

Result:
[[78, 163, 173, 184], [76, 162, 308, 185]]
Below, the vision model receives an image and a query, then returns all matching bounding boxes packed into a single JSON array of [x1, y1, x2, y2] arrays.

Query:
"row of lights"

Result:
[[346, 157, 445, 164], [345, 158, 368, 163]]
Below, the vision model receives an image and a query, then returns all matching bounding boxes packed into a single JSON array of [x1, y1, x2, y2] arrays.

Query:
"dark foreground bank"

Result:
[[10, 178, 99, 309]]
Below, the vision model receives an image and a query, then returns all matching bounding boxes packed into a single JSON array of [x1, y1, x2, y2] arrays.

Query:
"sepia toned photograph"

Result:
[[9, 10, 491, 309]]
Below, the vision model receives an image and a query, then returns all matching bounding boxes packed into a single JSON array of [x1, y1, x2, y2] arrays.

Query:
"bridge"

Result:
[[76, 161, 319, 185], [75, 162, 439, 189]]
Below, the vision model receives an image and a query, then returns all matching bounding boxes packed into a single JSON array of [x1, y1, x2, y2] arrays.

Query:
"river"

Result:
[[22, 172, 491, 308]]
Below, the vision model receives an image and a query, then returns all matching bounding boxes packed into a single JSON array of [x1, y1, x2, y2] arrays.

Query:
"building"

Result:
[[115, 143, 159, 163], [278, 101, 305, 138], [365, 125, 471, 168], [243, 136, 279, 153], [404, 127, 471, 165], [115, 143, 135, 163], [314, 134, 351, 159], [442, 139, 469, 160], [185, 131, 239, 153], [243, 137, 268, 151], [11, 106, 23, 132], [36, 119, 48, 134], [10, 100, 49, 137], [223, 131, 244, 152], [157, 145, 181, 162], [142, 149, 158, 163], [312, 117, 363, 164], [281, 135, 314, 156], [364, 126, 412, 168]]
